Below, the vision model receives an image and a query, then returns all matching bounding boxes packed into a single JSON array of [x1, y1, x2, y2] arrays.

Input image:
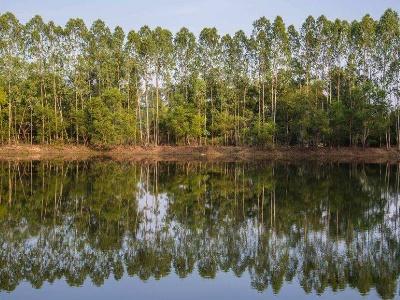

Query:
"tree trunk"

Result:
[[397, 93, 400, 151], [210, 86, 213, 145], [53, 75, 58, 141], [262, 81, 265, 123], [30, 105, 33, 145], [8, 81, 11, 144], [41, 78, 45, 144], [145, 82, 150, 145], [136, 79, 143, 144], [75, 89, 79, 144], [155, 74, 159, 145]]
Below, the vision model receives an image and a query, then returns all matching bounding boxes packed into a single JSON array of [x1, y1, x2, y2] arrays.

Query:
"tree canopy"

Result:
[[0, 11, 399, 147]]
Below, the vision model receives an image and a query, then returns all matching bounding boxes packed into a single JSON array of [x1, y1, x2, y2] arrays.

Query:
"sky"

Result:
[[1, 0, 400, 34]]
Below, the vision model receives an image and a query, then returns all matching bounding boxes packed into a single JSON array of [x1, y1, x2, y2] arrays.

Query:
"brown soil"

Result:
[[0, 144, 96, 161], [0, 144, 399, 163]]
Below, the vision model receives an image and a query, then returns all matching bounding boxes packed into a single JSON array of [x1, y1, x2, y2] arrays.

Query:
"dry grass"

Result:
[[0, 144, 97, 161], [0, 144, 398, 163]]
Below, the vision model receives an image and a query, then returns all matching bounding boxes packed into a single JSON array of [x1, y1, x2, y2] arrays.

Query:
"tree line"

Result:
[[0, 10, 399, 147]]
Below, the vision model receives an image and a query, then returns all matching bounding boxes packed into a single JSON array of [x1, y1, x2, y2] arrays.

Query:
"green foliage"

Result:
[[251, 120, 275, 146], [165, 94, 203, 144], [86, 88, 135, 146], [0, 10, 399, 147], [212, 110, 235, 138], [300, 106, 331, 146], [0, 86, 7, 106]]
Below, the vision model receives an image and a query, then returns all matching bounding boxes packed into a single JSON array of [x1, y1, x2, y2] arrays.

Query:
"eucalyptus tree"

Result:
[[299, 16, 319, 91], [349, 15, 377, 146], [251, 17, 271, 123], [331, 19, 350, 103], [0, 12, 24, 143], [87, 19, 112, 95], [152, 27, 173, 144], [269, 16, 290, 143], [221, 30, 251, 144], [375, 9, 400, 148], [218, 33, 238, 144], [111, 26, 125, 89], [64, 18, 89, 144], [173, 27, 197, 101], [287, 25, 302, 86], [198, 27, 221, 143], [173, 28, 204, 143], [351, 15, 375, 80], [392, 26, 400, 150], [126, 26, 156, 144], [46, 21, 65, 141], [125, 29, 143, 143], [232, 30, 252, 144], [315, 16, 332, 106], [25, 15, 51, 143]]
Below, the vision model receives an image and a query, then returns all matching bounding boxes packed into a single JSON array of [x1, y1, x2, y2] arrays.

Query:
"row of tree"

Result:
[[0, 10, 399, 147]]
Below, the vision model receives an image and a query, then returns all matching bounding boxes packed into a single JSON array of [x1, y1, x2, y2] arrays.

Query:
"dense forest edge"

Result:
[[0, 10, 400, 149]]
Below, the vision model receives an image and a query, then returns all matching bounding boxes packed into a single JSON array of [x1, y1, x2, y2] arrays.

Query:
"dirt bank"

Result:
[[107, 146, 400, 163], [0, 144, 399, 163], [0, 145, 97, 160]]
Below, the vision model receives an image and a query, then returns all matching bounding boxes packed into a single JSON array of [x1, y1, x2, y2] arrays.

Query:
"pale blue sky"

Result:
[[1, 0, 400, 34]]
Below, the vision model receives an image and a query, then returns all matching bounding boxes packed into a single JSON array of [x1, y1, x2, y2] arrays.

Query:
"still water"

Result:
[[0, 160, 399, 299]]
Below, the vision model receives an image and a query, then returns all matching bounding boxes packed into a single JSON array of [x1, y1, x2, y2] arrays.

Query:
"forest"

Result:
[[0, 10, 399, 147]]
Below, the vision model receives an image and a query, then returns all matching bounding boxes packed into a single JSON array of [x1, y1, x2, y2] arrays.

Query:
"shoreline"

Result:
[[0, 144, 399, 162]]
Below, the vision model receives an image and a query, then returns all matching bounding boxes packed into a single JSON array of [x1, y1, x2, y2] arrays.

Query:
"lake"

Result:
[[0, 160, 399, 299]]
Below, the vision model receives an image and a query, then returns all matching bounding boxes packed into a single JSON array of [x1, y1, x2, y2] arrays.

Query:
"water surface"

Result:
[[0, 160, 399, 299]]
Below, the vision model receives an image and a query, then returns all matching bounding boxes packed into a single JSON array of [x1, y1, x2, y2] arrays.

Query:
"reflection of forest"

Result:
[[0, 161, 399, 299]]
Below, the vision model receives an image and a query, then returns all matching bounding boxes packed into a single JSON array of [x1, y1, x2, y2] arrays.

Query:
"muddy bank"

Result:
[[0, 145, 96, 161], [107, 146, 400, 163], [0, 144, 399, 163]]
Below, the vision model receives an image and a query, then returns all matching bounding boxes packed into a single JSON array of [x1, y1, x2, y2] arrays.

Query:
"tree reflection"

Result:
[[0, 160, 399, 299]]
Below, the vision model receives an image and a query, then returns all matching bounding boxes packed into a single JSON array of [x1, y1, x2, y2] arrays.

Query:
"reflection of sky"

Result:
[[2, 0, 400, 34], [1, 161, 399, 299], [138, 191, 168, 231], [2, 270, 381, 300]]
